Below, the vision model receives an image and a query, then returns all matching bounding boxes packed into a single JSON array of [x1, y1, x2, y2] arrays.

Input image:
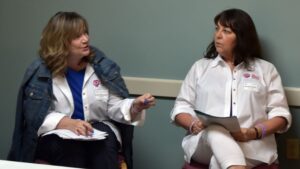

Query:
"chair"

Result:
[[182, 160, 280, 169]]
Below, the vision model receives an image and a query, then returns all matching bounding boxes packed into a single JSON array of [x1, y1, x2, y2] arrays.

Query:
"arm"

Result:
[[231, 116, 287, 142], [175, 113, 204, 134], [172, 62, 205, 134], [106, 92, 155, 125], [255, 116, 287, 138], [38, 111, 93, 136]]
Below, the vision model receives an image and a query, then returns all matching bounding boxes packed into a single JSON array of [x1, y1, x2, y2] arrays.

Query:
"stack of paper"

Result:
[[43, 128, 108, 141], [194, 110, 241, 132]]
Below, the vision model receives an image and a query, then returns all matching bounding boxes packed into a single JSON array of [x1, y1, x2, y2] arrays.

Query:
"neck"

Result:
[[221, 54, 234, 64], [67, 57, 88, 71], [221, 55, 235, 71]]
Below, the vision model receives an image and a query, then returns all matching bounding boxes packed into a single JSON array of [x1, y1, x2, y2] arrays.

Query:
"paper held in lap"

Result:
[[194, 110, 241, 132], [42, 128, 108, 141]]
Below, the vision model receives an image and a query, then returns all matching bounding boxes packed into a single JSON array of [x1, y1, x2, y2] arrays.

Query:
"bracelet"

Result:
[[257, 123, 267, 139], [253, 127, 259, 139], [189, 119, 198, 134]]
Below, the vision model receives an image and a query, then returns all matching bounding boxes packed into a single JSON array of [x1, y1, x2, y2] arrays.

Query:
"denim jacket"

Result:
[[8, 47, 134, 169]]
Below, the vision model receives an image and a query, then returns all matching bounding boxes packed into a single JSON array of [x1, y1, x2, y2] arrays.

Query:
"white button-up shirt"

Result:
[[171, 55, 291, 164], [38, 64, 145, 144]]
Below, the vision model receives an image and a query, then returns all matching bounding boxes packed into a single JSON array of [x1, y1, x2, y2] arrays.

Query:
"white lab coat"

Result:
[[38, 64, 145, 144]]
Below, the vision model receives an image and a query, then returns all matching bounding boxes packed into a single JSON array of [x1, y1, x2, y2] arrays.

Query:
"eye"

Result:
[[223, 28, 233, 34], [215, 25, 219, 31]]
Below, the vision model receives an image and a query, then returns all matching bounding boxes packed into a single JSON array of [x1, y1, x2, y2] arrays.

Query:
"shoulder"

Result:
[[190, 58, 215, 72], [90, 46, 119, 69], [89, 46, 123, 80], [253, 58, 277, 72], [194, 58, 213, 66], [23, 58, 43, 78], [21, 58, 51, 85]]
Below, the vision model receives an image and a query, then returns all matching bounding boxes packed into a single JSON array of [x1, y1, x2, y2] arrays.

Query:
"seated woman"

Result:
[[171, 8, 291, 169], [8, 11, 155, 169]]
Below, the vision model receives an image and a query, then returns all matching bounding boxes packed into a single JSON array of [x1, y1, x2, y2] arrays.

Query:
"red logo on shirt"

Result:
[[93, 80, 101, 87], [243, 73, 250, 78]]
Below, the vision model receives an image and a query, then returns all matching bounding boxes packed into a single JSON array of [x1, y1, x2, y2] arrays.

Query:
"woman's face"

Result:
[[214, 22, 237, 59], [68, 33, 90, 60]]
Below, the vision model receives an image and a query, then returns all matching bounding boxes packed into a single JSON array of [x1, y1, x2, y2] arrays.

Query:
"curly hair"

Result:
[[204, 8, 262, 69], [39, 11, 93, 76]]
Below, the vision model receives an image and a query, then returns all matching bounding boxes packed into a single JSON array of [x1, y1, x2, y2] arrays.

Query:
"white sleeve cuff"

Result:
[[170, 106, 195, 122], [121, 99, 146, 126], [37, 112, 67, 136], [268, 108, 292, 133]]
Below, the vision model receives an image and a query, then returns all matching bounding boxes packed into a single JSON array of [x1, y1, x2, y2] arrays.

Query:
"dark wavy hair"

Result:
[[204, 8, 262, 69]]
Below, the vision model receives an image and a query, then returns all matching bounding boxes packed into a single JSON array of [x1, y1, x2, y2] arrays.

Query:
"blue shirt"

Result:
[[66, 68, 85, 120]]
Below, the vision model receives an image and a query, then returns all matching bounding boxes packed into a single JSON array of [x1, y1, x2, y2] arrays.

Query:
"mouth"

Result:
[[82, 45, 90, 51], [215, 42, 222, 47]]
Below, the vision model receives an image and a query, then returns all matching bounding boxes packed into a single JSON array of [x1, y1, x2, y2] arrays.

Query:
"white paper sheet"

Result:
[[42, 128, 108, 141]]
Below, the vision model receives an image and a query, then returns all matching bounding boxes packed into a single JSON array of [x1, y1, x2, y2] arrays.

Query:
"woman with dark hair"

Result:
[[171, 9, 291, 169], [8, 11, 155, 169]]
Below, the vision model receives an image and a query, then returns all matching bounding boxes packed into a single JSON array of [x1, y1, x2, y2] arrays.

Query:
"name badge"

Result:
[[243, 82, 258, 91], [95, 89, 108, 101]]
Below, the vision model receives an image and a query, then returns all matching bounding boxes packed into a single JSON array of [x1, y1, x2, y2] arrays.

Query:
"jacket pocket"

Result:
[[23, 84, 50, 128], [24, 85, 45, 100]]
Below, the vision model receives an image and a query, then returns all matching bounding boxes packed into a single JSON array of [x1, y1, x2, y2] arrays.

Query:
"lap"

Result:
[[35, 121, 120, 169]]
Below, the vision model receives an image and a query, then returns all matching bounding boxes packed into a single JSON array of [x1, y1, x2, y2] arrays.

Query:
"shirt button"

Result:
[[83, 92, 86, 95], [233, 89, 236, 91], [233, 102, 236, 105]]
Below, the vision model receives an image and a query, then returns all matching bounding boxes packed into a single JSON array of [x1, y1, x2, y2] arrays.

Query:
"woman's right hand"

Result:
[[189, 120, 205, 135], [56, 116, 93, 136], [175, 113, 205, 135]]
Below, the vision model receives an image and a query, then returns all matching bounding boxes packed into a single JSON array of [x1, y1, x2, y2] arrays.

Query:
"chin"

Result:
[[83, 50, 90, 56]]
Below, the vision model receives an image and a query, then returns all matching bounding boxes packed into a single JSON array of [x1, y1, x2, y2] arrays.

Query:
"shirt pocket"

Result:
[[24, 85, 44, 100], [241, 76, 267, 96]]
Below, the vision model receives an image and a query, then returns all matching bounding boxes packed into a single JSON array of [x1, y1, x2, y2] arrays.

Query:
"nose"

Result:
[[81, 33, 89, 43], [215, 30, 222, 39]]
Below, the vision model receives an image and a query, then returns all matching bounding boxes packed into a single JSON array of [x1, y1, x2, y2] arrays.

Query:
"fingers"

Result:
[[191, 120, 204, 135], [57, 117, 94, 136], [73, 120, 93, 136], [82, 122, 94, 136], [230, 128, 251, 142], [135, 93, 156, 109]]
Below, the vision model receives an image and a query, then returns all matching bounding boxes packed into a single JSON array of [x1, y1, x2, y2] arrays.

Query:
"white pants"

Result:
[[192, 125, 262, 169]]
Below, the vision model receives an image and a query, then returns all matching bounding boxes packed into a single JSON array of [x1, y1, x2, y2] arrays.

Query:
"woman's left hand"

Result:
[[230, 128, 256, 142], [131, 93, 155, 114]]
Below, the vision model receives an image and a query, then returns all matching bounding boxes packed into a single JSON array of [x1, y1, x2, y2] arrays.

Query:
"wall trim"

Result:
[[124, 76, 300, 107]]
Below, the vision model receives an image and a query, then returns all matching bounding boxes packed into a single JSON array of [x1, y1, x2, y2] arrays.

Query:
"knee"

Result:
[[205, 125, 231, 140]]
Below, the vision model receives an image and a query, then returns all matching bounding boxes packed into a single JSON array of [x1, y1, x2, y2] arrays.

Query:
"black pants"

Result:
[[35, 122, 120, 169]]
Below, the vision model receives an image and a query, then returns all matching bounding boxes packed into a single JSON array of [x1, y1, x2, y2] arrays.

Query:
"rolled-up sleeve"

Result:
[[171, 63, 198, 122], [37, 111, 66, 136], [108, 94, 146, 126], [266, 65, 292, 132]]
